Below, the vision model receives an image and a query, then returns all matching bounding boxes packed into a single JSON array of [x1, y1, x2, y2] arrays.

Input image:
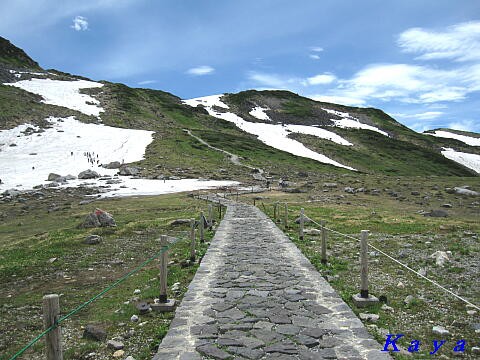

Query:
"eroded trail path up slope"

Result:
[[154, 199, 390, 359]]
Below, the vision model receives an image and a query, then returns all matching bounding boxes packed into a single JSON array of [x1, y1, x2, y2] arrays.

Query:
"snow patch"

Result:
[[184, 95, 356, 171], [441, 148, 480, 174], [249, 106, 271, 121], [426, 130, 480, 147], [183, 94, 229, 109], [5, 78, 104, 117], [322, 108, 389, 136], [0, 117, 238, 196]]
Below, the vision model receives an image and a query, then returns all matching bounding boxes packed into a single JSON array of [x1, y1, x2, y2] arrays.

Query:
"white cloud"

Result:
[[305, 73, 336, 85], [310, 95, 366, 107], [398, 21, 480, 62], [137, 80, 156, 85], [71, 16, 88, 31], [448, 119, 476, 132], [186, 65, 215, 76], [310, 46, 324, 52], [392, 111, 443, 120], [309, 54, 320, 60], [248, 72, 299, 89]]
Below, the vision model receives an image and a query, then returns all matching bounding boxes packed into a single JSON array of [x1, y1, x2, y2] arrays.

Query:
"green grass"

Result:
[[0, 192, 224, 360]]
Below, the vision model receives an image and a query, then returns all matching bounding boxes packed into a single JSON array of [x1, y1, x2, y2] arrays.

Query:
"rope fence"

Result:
[[8, 196, 228, 360], [301, 210, 480, 311], [256, 200, 480, 312]]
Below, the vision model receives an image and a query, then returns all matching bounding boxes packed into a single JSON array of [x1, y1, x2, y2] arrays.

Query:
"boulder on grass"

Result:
[[79, 208, 116, 228], [83, 324, 106, 341]]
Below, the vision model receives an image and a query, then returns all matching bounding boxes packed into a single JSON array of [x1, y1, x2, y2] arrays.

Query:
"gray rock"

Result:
[[432, 326, 449, 336], [404, 295, 415, 305], [103, 161, 121, 169], [323, 183, 338, 188], [454, 187, 479, 196], [118, 166, 141, 176], [79, 208, 116, 228], [78, 169, 100, 179], [83, 324, 106, 341], [170, 219, 191, 226], [359, 313, 379, 322], [47, 173, 62, 181], [107, 339, 124, 350], [84, 234, 102, 245], [424, 209, 448, 218], [2, 189, 21, 197], [344, 187, 355, 193]]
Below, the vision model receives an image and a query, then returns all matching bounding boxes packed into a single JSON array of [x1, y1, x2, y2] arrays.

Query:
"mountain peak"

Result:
[[0, 36, 41, 71]]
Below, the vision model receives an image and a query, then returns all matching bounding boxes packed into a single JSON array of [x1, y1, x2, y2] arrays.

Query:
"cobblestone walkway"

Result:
[[154, 199, 391, 359]]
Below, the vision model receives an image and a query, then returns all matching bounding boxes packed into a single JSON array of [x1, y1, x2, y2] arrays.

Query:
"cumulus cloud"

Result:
[[71, 16, 88, 31], [448, 119, 476, 132], [398, 21, 480, 62], [186, 65, 215, 76], [137, 80, 156, 85], [305, 73, 336, 85]]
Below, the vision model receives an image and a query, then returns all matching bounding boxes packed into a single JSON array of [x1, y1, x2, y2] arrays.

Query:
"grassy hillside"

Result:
[[222, 90, 477, 176], [0, 36, 41, 70]]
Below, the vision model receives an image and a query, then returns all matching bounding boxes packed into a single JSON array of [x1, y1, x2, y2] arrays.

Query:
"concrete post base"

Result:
[[151, 299, 176, 312], [352, 293, 379, 308]]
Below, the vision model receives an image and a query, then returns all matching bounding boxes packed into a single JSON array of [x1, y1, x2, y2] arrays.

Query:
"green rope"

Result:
[[8, 237, 182, 360]]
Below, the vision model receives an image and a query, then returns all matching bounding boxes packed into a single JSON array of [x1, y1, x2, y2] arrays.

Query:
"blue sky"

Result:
[[1, 0, 480, 132]]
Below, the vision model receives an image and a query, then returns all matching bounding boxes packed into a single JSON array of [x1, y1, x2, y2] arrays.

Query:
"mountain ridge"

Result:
[[0, 36, 478, 180]]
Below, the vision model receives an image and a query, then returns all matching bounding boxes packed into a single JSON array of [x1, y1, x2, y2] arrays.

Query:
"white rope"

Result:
[[303, 214, 480, 311]]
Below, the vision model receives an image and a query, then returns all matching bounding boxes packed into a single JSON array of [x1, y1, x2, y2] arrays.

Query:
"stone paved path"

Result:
[[154, 198, 391, 359]]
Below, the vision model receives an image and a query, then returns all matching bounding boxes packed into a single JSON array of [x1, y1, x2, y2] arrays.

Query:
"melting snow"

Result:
[[5, 78, 104, 117], [441, 148, 480, 174], [184, 95, 356, 171], [249, 106, 271, 121], [426, 130, 480, 147], [322, 108, 389, 136], [0, 117, 237, 195], [183, 94, 229, 109]]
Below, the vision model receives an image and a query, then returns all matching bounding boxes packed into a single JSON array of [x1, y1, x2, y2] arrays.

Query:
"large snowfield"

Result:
[[0, 116, 237, 196], [5, 78, 105, 117], [1, 79, 238, 196], [184, 95, 356, 170]]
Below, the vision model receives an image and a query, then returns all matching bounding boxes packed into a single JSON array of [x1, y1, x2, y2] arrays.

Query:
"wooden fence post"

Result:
[[208, 204, 213, 230], [190, 219, 196, 262], [299, 208, 304, 240], [284, 203, 288, 229], [152, 235, 176, 312], [43, 294, 63, 360], [199, 211, 205, 243], [159, 235, 168, 303], [360, 230, 369, 298], [352, 230, 379, 307], [321, 220, 327, 264]]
